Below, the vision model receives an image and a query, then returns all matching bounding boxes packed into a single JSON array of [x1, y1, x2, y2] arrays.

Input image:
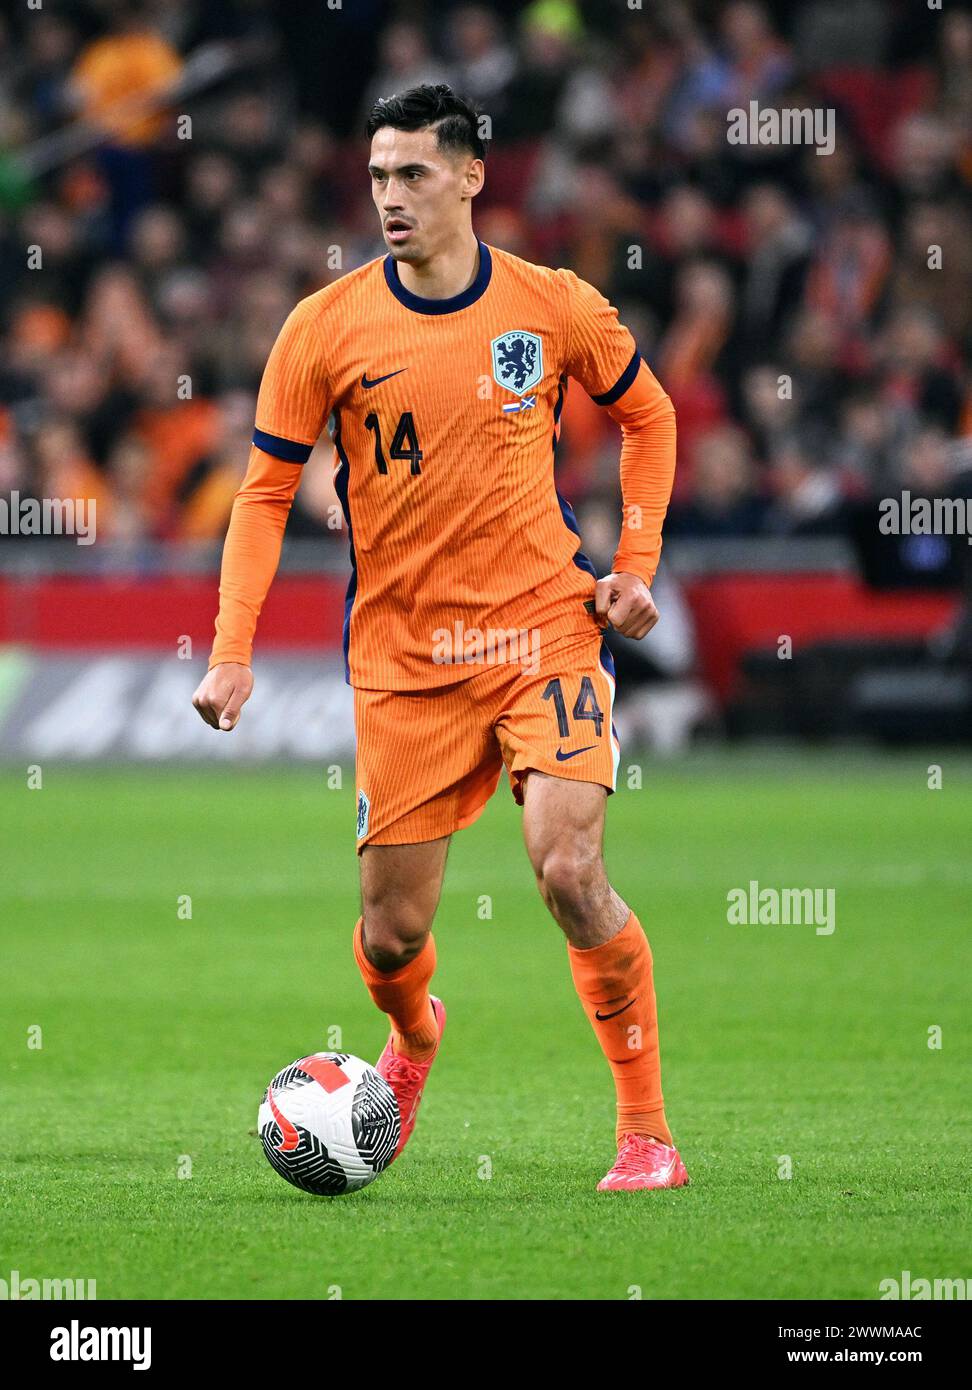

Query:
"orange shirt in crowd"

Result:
[[71, 31, 183, 146]]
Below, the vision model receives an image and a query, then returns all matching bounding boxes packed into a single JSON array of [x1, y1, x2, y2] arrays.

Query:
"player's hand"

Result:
[[594, 572, 659, 639], [192, 662, 254, 731]]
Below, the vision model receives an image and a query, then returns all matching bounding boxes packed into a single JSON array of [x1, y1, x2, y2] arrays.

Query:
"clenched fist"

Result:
[[192, 662, 253, 731], [594, 572, 659, 639]]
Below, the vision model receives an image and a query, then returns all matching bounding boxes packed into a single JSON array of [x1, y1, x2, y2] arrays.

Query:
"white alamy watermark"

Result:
[[727, 100, 835, 156], [1, 1268, 96, 1299], [727, 880, 836, 936], [50, 1320, 151, 1370], [879, 492, 971, 542], [879, 1270, 970, 1300], [0, 492, 96, 545], [432, 621, 540, 674]]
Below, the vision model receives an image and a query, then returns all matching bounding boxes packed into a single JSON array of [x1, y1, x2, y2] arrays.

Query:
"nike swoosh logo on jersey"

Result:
[[595, 998, 636, 1021], [555, 745, 596, 761], [361, 369, 407, 388]]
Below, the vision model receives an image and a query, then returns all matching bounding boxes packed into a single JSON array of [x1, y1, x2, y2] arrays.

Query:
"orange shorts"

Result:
[[353, 630, 620, 850]]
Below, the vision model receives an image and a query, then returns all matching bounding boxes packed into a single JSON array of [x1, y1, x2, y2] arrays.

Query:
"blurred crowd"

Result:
[[1, 0, 972, 586]]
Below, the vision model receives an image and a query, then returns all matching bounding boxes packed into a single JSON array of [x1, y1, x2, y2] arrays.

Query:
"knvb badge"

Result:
[[356, 790, 370, 840], [491, 331, 542, 410]]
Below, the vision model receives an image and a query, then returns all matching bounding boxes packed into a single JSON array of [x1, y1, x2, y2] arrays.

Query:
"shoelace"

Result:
[[384, 1054, 425, 1092], [612, 1135, 665, 1175]]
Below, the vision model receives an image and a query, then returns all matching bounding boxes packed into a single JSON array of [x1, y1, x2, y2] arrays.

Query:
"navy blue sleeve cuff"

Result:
[[592, 348, 641, 406], [252, 428, 313, 463]]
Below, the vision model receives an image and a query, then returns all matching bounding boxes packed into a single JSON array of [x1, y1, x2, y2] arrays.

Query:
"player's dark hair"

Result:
[[366, 84, 488, 162]]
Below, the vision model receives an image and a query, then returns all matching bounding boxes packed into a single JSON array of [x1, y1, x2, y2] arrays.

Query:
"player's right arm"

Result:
[[192, 298, 331, 731]]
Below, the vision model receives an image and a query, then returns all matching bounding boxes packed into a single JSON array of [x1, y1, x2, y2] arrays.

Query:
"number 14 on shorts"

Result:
[[542, 676, 605, 742]]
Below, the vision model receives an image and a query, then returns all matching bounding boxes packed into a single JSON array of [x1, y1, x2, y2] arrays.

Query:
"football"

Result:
[[258, 1052, 400, 1196]]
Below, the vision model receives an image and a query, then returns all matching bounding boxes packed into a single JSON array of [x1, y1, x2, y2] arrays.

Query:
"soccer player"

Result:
[[192, 84, 686, 1192]]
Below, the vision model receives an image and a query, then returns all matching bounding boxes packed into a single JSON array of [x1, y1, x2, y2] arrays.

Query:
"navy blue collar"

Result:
[[383, 240, 492, 315]]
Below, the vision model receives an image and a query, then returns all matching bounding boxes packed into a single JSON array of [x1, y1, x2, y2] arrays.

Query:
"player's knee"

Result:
[[534, 844, 604, 921], [360, 897, 432, 970]]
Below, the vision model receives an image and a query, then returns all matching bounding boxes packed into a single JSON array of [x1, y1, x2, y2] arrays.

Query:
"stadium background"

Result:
[[2, 0, 972, 754], [2, 0, 971, 1304]]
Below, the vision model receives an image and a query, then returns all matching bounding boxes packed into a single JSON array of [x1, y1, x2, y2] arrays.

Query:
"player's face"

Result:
[[368, 126, 482, 263]]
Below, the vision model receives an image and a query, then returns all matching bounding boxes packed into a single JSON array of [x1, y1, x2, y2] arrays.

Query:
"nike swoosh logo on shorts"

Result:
[[556, 745, 596, 761]]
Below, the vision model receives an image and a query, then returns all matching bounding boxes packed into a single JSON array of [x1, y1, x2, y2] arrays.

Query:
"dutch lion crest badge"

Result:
[[491, 331, 543, 397]]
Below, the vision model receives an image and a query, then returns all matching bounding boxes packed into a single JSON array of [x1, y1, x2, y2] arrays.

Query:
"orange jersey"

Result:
[[210, 241, 676, 689]]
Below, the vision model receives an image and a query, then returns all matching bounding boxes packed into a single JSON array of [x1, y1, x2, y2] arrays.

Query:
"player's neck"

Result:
[[396, 232, 481, 302]]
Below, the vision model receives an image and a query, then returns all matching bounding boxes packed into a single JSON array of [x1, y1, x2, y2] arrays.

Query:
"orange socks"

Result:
[[352, 917, 438, 1061], [353, 910, 670, 1141], [568, 911, 673, 1148]]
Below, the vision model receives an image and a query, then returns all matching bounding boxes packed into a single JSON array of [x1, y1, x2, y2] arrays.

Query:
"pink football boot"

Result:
[[597, 1134, 690, 1192], [375, 996, 446, 1161]]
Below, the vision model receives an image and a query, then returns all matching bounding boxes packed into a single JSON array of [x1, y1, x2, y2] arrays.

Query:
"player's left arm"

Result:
[[595, 362, 676, 638], [560, 271, 677, 639]]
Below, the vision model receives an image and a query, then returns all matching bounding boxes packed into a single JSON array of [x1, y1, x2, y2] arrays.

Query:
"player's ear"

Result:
[[463, 157, 485, 201]]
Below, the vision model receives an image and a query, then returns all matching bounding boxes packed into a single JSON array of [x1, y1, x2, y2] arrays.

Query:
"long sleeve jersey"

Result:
[[210, 241, 676, 688]]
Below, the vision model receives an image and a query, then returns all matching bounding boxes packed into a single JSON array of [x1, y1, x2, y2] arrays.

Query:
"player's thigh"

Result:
[[359, 837, 451, 960], [520, 770, 607, 882], [520, 772, 626, 943]]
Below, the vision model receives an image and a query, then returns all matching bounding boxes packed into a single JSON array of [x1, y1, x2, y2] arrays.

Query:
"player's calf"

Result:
[[522, 775, 682, 1174]]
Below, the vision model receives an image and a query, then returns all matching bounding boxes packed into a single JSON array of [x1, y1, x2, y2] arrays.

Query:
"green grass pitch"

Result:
[[2, 751, 970, 1300]]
